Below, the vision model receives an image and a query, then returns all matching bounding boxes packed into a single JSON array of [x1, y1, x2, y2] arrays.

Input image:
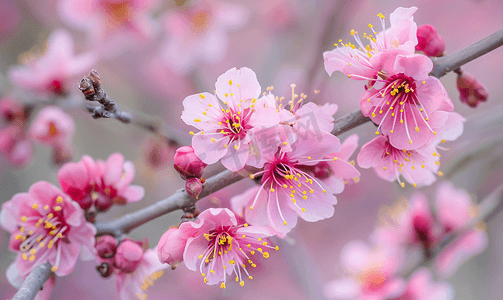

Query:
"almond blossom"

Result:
[[161, 0, 249, 74], [0, 181, 96, 280], [181, 67, 280, 171], [324, 240, 405, 300], [234, 128, 340, 237], [57, 153, 144, 211], [8, 29, 94, 96], [29, 106, 75, 151], [158, 208, 277, 288], [323, 7, 418, 80]]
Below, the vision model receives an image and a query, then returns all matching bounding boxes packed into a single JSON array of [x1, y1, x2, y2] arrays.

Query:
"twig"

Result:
[[331, 109, 370, 136], [12, 263, 52, 300]]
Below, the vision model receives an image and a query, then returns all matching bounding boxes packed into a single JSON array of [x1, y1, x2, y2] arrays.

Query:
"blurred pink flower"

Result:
[[357, 135, 439, 187], [162, 0, 249, 74], [141, 135, 174, 171], [58, 153, 145, 211], [456, 71, 488, 108], [415, 24, 445, 57], [115, 246, 168, 299], [259, 0, 297, 32], [397, 267, 454, 300], [0, 97, 33, 167], [8, 29, 94, 96], [58, 0, 158, 58], [0, 181, 96, 280], [324, 240, 405, 300], [29, 106, 75, 150], [181, 208, 276, 288], [238, 130, 340, 237], [181, 67, 280, 171], [323, 6, 418, 80], [360, 53, 454, 150]]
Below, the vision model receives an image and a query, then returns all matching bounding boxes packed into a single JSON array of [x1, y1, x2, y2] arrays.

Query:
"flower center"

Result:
[[48, 79, 65, 96], [190, 11, 211, 33], [102, 0, 132, 25], [361, 269, 387, 292]]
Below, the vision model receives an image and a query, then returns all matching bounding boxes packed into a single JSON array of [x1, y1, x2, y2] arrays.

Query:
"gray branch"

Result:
[[12, 263, 52, 300], [12, 27, 503, 300]]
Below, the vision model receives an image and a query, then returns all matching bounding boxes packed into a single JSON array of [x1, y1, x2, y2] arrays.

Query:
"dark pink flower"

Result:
[[58, 153, 144, 211], [180, 208, 276, 288], [181, 67, 280, 171], [8, 29, 94, 96], [0, 181, 96, 278], [324, 240, 405, 300], [29, 106, 75, 149], [415, 24, 445, 57], [397, 268, 454, 300], [174, 146, 207, 179], [360, 53, 454, 150], [324, 7, 418, 80], [357, 135, 439, 187], [161, 1, 249, 74], [235, 129, 340, 237], [456, 71, 488, 108]]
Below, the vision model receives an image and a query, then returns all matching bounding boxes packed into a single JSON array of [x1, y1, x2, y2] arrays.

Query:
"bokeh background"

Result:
[[1, 0, 503, 299]]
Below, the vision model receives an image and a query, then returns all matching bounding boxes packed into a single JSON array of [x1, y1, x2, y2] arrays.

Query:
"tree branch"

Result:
[[12, 263, 52, 300]]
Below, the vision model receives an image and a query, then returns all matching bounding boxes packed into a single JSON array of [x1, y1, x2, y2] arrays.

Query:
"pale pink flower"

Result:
[[357, 135, 439, 187], [180, 208, 277, 288], [360, 53, 454, 150], [162, 1, 249, 74], [115, 246, 168, 300], [415, 25, 445, 57], [8, 29, 94, 96], [0, 97, 33, 167], [323, 7, 418, 80], [57, 153, 145, 211], [324, 240, 405, 300], [29, 106, 75, 149], [58, 0, 158, 58], [181, 67, 280, 171], [235, 129, 340, 237], [0, 181, 96, 279], [397, 268, 454, 300]]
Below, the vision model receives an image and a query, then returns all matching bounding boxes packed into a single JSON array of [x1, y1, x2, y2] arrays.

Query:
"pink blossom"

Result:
[[0, 97, 33, 167], [415, 25, 446, 57], [8, 29, 94, 96], [180, 208, 277, 288], [58, 0, 158, 58], [235, 129, 340, 237], [29, 106, 75, 149], [435, 182, 475, 233], [456, 71, 488, 108], [324, 240, 405, 300], [360, 53, 454, 150], [162, 1, 249, 74], [57, 153, 145, 211], [140, 135, 174, 171], [323, 7, 418, 80], [397, 268, 454, 300], [181, 67, 280, 171], [357, 135, 439, 187], [0, 181, 96, 279], [157, 223, 201, 269], [115, 247, 168, 299], [174, 145, 207, 179]]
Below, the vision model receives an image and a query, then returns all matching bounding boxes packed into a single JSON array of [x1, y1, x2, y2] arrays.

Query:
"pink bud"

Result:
[[157, 227, 186, 269], [173, 146, 207, 179], [416, 24, 445, 57], [114, 239, 144, 273], [185, 177, 203, 199], [456, 72, 488, 108], [96, 235, 117, 259]]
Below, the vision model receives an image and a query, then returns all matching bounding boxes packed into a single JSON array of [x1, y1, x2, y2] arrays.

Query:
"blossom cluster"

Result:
[[324, 182, 487, 299], [324, 7, 465, 187]]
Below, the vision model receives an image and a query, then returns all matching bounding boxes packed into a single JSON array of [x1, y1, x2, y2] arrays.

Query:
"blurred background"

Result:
[[1, 0, 503, 299]]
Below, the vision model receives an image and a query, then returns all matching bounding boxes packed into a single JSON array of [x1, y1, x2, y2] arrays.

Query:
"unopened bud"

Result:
[[313, 162, 333, 179], [185, 177, 203, 199], [96, 235, 117, 259], [456, 72, 488, 108], [115, 239, 144, 273], [157, 227, 185, 269], [416, 24, 445, 57], [174, 146, 207, 179]]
